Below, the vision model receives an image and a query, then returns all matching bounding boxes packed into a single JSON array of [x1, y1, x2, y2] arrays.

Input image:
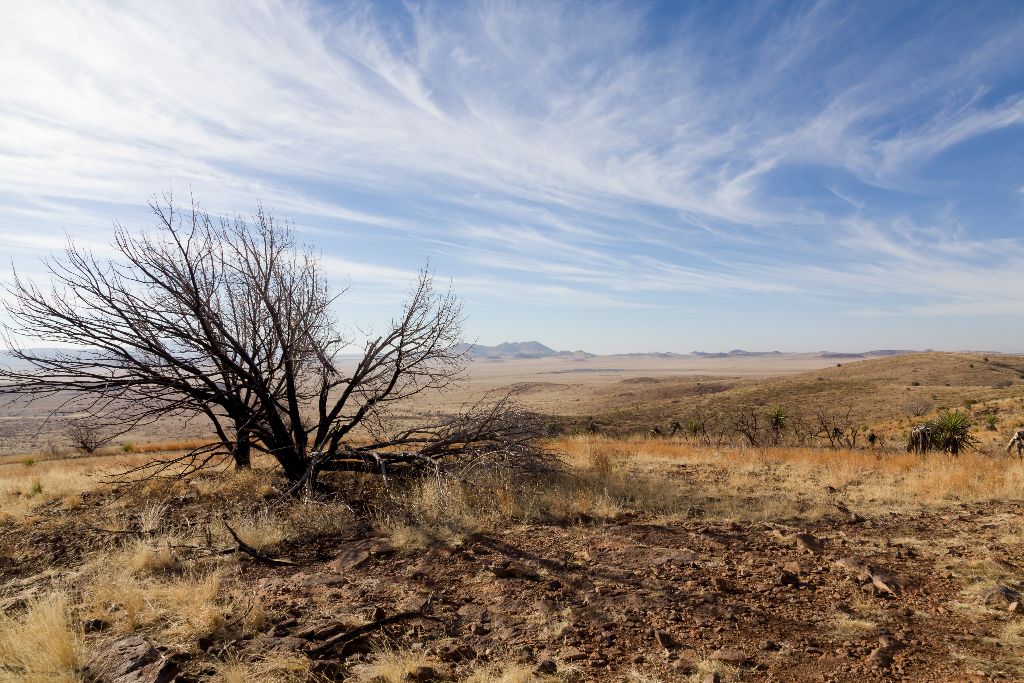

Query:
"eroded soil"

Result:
[[3, 483, 1023, 682]]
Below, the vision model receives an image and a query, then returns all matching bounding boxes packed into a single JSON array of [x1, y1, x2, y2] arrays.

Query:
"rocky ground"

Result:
[[4, 481, 1024, 682]]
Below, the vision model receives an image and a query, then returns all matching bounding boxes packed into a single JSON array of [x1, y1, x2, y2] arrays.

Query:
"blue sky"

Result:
[[2, 1, 1024, 354]]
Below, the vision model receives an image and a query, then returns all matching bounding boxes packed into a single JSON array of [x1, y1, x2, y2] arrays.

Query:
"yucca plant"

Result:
[[767, 406, 787, 445], [928, 409, 979, 456]]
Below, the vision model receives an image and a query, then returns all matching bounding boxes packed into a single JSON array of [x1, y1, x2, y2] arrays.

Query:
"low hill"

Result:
[[571, 352, 1024, 437], [457, 341, 593, 360]]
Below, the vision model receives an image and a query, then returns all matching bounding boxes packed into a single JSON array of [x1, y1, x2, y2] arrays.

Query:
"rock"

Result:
[[703, 674, 722, 683], [1009, 601, 1024, 614], [489, 561, 539, 580], [866, 647, 893, 669], [406, 665, 441, 681], [982, 585, 1021, 608], [653, 629, 675, 649], [709, 647, 746, 664], [670, 648, 700, 673], [759, 640, 779, 651], [437, 639, 476, 663], [309, 659, 344, 679], [835, 556, 872, 583], [398, 593, 432, 613], [871, 571, 900, 596], [779, 569, 800, 586], [330, 547, 372, 572], [794, 533, 825, 555], [84, 636, 179, 683], [82, 617, 110, 632], [560, 646, 587, 662], [456, 603, 489, 623], [534, 658, 557, 675]]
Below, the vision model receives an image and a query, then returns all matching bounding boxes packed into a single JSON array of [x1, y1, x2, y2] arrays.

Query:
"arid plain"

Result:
[[3, 350, 1024, 682]]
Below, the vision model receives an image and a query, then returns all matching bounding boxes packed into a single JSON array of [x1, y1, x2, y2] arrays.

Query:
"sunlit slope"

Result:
[[577, 352, 1024, 434]]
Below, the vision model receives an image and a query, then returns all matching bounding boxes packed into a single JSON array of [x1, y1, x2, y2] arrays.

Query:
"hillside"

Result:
[[456, 341, 594, 360], [563, 352, 1024, 439]]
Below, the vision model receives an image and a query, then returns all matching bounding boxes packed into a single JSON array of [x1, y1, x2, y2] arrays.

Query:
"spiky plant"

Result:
[[767, 406, 787, 445], [928, 409, 979, 456]]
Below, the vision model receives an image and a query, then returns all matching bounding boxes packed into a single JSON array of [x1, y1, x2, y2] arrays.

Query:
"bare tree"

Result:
[[813, 407, 859, 448], [0, 195, 534, 487], [731, 407, 762, 447], [66, 420, 109, 454]]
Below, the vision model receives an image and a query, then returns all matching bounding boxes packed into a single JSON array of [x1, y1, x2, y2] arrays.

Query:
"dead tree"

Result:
[[731, 408, 762, 447], [66, 420, 110, 454], [813, 407, 859, 448], [0, 195, 535, 488]]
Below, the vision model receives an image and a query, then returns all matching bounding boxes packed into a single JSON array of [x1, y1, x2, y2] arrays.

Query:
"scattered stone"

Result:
[[534, 658, 557, 675], [779, 569, 800, 586], [82, 617, 110, 632], [406, 665, 441, 681], [794, 533, 825, 555], [982, 585, 1021, 608], [560, 646, 587, 662], [437, 639, 476, 663], [84, 636, 179, 683], [870, 571, 900, 596], [653, 629, 675, 650], [489, 560, 539, 580], [457, 603, 489, 623], [330, 547, 371, 572], [866, 647, 893, 669], [709, 647, 747, 664]]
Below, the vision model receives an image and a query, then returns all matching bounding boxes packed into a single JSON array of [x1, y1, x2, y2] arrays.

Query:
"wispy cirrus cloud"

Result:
[[1, 1, 1023, 351]]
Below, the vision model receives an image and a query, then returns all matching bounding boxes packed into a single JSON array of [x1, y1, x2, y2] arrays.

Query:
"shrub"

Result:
[[929, 409, 979, 456]]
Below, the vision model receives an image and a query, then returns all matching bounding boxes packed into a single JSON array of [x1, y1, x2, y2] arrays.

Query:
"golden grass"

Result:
[[354, 648, 434, 682], [0, 592, 82, 683], [550, 436, 1024, 518], [213, 651, 309, 683], [353, 648, 563, 683]]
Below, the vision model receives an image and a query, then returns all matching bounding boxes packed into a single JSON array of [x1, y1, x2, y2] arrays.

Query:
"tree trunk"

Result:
[[234, 429, 251, 470]]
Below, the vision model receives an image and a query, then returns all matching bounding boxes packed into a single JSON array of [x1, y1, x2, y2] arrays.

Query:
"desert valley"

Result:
[[4, 345, 1024, 682]]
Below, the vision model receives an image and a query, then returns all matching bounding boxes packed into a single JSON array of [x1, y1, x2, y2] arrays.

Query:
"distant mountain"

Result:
[[456, 341, 594, 360], [820, 350, 919, 359], [690, 349, 783, 358]]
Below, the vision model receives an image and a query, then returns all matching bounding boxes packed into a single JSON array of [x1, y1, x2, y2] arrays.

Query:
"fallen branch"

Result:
[[223, 521, 295, 567], [308, 608, 436, 659]]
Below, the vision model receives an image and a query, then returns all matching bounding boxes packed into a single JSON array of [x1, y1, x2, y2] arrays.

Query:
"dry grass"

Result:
[[352, 648, 563, 682], [213, 651, 309, 683], [372, 445, 690, 547], [549, 436, 1024, 521], [369, 430, 1024, 543], [0, 592, 83, 683]]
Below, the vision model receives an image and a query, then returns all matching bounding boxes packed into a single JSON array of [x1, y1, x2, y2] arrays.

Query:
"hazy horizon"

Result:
[[2, 1, 1024, 354]]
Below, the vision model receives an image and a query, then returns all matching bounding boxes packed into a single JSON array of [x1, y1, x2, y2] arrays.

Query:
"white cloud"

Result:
[[0, 0, 1023, 346]]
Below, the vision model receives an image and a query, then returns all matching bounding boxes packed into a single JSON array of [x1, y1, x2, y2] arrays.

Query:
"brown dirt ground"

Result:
[[2, 465, 1023, 682]]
